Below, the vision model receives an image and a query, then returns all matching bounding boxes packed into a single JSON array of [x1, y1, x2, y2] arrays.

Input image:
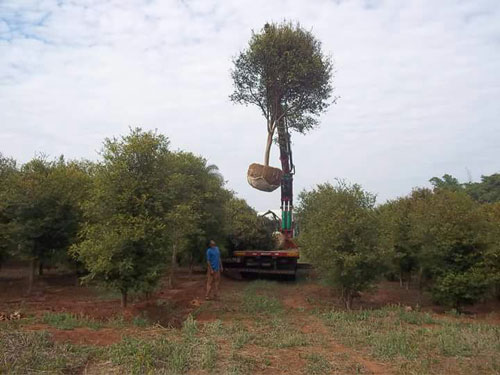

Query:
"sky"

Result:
[[1, 0, 499, 211]]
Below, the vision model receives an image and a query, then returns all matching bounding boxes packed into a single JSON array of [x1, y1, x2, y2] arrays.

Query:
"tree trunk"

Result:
[[345, 292, 353, 310], [38, 261, 43, 276], [189, 253, 194, 279], [341, 288, 353, 310], [418, 267, 424, 293], [169, 244, 177, 289], [28, 258, 37, 295], [399, 271, 403, 288], [121, 290, 128, 308], [405, 271, 411, 290], [74, 264, 80, 287], [264, 130, 274, 166]]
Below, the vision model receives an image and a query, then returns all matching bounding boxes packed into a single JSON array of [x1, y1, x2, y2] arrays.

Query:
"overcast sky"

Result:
[[1, 0, 499, 211]]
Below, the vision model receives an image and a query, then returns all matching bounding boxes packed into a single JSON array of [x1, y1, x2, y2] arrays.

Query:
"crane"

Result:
[[223, 120, 299, 279]]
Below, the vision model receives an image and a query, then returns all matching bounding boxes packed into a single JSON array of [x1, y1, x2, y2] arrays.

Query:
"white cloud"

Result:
[[0, 0, 499, 210]]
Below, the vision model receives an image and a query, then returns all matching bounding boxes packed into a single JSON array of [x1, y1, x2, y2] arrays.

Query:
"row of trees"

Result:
[[298, 174, 500, 310], [0, 128, 274, 306]]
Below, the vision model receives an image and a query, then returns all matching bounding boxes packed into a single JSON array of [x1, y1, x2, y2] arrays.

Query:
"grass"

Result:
[[4, 279, 499, 375], [225, 352, 260, 375], [321, 306, 500, 374], [108, 315, 221, 374], [132, 314, 151, 328], [42, 312, 102, 330], [260, 317, 309, 348], [304, 353, 332, 375], [0, 330, 100, 374], [241, 282, 283, 315]]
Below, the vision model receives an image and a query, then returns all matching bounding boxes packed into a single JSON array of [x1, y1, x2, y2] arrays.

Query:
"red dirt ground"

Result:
[[1, 261, 499, 350]]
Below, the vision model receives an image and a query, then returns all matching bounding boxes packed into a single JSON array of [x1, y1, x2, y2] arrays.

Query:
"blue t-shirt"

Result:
[[206, 246, 221, 271]]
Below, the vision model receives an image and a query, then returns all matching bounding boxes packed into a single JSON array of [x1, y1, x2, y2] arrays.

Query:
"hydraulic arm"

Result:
[[277, 119, 295, 246]]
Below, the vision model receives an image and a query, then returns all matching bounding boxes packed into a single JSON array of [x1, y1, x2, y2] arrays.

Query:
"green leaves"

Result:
[[224, 197, 274, 252], [230, 21, 333, 133], [70, 128, 237, 304], [71, 129, 173, 303], [6, 156, 91, 266], [379, 188, 496, 310], [297, 182, 384, 308]]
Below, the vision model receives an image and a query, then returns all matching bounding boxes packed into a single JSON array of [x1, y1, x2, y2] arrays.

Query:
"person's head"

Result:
[[209, 240, 216, 248]]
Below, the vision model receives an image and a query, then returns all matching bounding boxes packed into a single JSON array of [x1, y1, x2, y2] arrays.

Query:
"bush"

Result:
[[297, 181, 386, 308]]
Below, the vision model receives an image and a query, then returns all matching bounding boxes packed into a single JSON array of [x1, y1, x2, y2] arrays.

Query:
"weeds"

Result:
[[242, 287, 283, 315], [261, 317, 309, 348], [132, 314, 151, 328], [304, 353, 332, 375], [226, 352, 259, 375], [0, 330, 99, 374], [42, 312, 102, 330], [321, 306, 500, 374]]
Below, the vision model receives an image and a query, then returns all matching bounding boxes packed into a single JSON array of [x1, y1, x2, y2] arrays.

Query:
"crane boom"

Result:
[[277, 120, 295, 246]]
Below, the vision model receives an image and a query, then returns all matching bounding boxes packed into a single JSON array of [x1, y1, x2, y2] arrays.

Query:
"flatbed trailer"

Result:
[[223, 249, 299, 277]]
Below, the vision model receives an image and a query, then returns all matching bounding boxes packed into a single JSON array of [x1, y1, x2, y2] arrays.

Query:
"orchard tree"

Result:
[[378, 197, 419, 289], [297, 182, 385, 309], [230, 21, 334, 166], [378, 188, 434, 291], [429, 172, 500, 203], [429, 174, 463, 192], [479, 202, 500, 298], [165, 203, 200, 288], [0, 153, 17, 269], [466, 173, 500, 203], [167, 151, 230, 272], [409, 190, 489, 310], [9, 156, 90, 293], [71, 129, 172, 307]]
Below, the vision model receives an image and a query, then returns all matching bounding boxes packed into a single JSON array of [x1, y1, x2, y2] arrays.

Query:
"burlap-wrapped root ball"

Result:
[[247, 163, 283, 192]]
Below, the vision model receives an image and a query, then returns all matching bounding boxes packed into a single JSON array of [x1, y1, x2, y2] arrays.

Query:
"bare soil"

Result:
[[1, 262, 499, 374]]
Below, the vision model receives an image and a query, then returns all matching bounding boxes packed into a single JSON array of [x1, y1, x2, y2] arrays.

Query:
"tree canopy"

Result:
[[230, 21, 333, 165], [297, 182, 385, 309], [430, 173, 500, 203]]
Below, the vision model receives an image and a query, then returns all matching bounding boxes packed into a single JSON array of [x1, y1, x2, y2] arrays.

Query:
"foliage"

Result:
[[377, 194, 421, 286], [5, 156, 91, 286], [430, 172, 500, 203], [0, 153, 18, 268], [408, 190, 490, 309], [230, 21, 333, 164], [479, 202, 500, 297], [467, 173, 500, 203], [429, 174, 463, 192], [225, 196, 274, 252], [431, 269, 490, 308], [166, 151, 230, 265], [380, 186, 494, 309], [71, 129, 173, 306], [297, 182, 385, 308]]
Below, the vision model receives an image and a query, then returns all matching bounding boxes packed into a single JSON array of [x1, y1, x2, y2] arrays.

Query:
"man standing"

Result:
[[206, 240, 223, 300]]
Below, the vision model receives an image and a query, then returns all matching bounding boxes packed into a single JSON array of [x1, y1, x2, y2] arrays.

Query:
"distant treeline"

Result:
[[0, 128, 274, 306], [297, 173, 500, 310]]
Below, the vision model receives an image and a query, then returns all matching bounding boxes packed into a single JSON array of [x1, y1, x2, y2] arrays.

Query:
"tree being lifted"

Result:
[[226, 21, 334, 277], [230, 21, 334, 192]]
